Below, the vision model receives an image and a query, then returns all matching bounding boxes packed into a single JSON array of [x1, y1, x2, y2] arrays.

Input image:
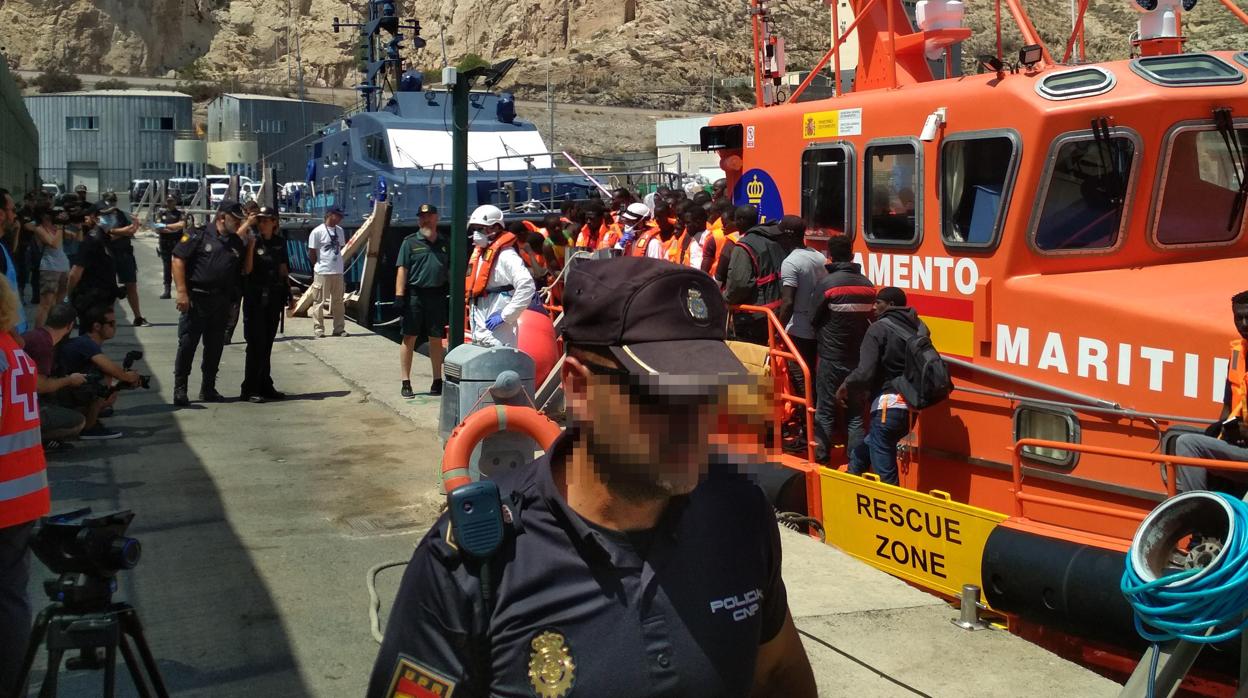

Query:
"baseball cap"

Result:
[[418, 203, 438, 215], [326, 205, 345, 217], [562, 257, 748, 397], [256, 206, 280, 219], [217, 199, 245, 218]]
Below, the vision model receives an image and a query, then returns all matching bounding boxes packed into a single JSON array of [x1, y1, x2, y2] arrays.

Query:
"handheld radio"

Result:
[[448, 481, 506, 608]]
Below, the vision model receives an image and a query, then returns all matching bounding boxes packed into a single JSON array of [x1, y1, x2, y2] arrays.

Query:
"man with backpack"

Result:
[[722, 206, 791, 345], [837, 287, 951, 485]]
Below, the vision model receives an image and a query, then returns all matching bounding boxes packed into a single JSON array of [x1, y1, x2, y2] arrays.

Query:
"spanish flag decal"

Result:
[[908, 294, 974, 358], [388, 655, 456, 698]]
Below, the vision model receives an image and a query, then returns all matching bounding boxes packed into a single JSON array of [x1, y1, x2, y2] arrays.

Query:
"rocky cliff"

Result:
[[1, 0, 1244, 111]]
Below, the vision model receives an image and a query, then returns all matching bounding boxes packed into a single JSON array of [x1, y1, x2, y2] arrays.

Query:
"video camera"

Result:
[[30, 509, 141, 611], [84, 350, 151, 399]]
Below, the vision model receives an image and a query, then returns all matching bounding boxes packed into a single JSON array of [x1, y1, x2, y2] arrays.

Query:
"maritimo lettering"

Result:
[[995, 324, 1228, 404]]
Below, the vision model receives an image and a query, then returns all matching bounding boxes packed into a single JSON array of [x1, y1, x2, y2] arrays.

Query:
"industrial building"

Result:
[[206, 94, 343, 179], [24, 90, 194, 199], [656, 117, 724, 182], [0, 58, 38, 195]]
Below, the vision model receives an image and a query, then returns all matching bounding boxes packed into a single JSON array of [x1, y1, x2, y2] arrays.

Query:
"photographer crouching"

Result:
[[50, 305, 144, 441], [20, 303, 88, 448], [0, 275, 49, 696]]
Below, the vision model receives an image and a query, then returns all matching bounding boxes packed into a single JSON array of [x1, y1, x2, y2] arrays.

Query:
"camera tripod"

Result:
[[14, 601, 169, 698]]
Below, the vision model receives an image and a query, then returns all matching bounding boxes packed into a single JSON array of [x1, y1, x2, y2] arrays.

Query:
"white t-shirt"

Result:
[[308, 223, 346, 275], [686, 229, 710, 270], [780, 247, 829, 340]]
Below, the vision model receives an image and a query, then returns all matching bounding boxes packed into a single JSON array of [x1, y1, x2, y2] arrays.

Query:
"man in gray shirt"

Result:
[[777, 216, 827, 450]]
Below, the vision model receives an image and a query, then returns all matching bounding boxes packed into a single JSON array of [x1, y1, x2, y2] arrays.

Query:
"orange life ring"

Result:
[[441, 405, 563, 492]]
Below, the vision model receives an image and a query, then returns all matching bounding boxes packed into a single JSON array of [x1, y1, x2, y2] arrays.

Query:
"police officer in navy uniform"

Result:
[[66, 201, 120, 320], [240, 206, 290, 403], [171, 199, 249, 406], [368, 257, 817, 698], [152, 193, 188, 299]]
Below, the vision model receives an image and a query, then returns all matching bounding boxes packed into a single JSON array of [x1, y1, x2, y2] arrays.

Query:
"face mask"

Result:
[[472, 230, 490, 248]]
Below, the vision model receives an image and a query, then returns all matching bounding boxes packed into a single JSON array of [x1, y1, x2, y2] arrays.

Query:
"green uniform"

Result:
[[396, 229, 449, 340]]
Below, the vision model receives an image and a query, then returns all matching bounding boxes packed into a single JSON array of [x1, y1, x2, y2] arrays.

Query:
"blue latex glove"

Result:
[[620, 230, 636, 247], [152, 222, 166, 230], [485, 313, 505, 331]]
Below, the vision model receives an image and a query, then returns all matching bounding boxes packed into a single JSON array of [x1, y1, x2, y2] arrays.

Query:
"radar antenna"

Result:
[[332, 1, 427, 112]]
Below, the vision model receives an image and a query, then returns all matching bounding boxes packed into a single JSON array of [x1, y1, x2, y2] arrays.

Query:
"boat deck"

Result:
[[21, 232, 1119, 696]]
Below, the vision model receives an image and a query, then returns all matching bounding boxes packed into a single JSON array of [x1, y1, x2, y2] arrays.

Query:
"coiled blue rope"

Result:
[[1121, 492, 1248, 645]]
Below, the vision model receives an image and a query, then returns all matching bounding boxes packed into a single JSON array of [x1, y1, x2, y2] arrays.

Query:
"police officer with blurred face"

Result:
[[369, 258, 817, 698], [240, 206, 290, 403], [152, 194, 188, 299], [171, 200, 249, 406]]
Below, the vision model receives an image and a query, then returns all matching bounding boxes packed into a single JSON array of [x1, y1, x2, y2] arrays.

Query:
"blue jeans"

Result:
[[849, 407, 910, 485], [813, 361, 864, 462]]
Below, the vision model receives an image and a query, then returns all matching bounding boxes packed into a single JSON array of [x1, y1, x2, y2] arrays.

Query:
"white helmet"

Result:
[[468, 204, 504, 227], [620, 202, 651, 223]]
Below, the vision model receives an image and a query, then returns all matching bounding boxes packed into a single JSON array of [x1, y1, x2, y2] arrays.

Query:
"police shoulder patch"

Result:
[[388, 655, 457, 697], [180, 233, 190, 243]]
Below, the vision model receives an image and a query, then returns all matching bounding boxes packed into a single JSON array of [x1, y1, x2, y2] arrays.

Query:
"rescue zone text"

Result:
[[857, 494, 961, 579]]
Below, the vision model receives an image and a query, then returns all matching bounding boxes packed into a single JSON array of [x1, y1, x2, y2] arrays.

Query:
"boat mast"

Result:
[[332, 0, 425, 113]]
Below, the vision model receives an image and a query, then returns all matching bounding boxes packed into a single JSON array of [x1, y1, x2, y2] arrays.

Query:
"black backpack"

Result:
[[879, 318, 953, 409]]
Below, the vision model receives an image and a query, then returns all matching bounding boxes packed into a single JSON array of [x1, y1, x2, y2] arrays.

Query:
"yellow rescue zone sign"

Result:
[[819, 468, 1006, 600]]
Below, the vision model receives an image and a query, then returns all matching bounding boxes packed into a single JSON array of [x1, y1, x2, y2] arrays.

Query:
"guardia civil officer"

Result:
[[368, 257, 817, 698], [240, 206, 290, 403], [396, 203, 449, 398], [151, 194, 188, 299], [171, 200, 248, 406]]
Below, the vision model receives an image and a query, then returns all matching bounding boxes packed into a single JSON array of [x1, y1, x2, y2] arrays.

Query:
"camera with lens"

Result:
[[84, 350, 150, 398], [30, 509, 141, 611]]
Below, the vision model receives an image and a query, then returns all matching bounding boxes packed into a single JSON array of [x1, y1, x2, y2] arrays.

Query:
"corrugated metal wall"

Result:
[[0, 60, 39, 195], [24, 92, 193, 195], [210, 95, 343, 177]]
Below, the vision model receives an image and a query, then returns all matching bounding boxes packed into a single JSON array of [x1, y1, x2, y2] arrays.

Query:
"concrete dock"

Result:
[[20, 235, 1121, 696]]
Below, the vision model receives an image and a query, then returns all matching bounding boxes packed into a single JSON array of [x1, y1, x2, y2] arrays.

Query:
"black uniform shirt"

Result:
[[100, 209, 134, 255], [368, 432, 787, 698], [244, 233, 289, 295], [157, 208, 184, 251], [72, 227, 117, 295], [173, 225, 246, 292]]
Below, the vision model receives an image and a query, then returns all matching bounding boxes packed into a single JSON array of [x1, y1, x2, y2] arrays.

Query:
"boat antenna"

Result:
[[332, 0, 424, 112], [440, 26, 449, 68]]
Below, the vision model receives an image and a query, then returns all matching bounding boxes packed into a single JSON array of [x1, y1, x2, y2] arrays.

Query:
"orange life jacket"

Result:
[[1230, 339, 1247, 420], [664, 233, 685, 263], [0, 333, 48, 529], [629, 224, 662, 258], [466, 233, 520, 301], [575, 221, 620, 251], [680, 229, 719, 273]]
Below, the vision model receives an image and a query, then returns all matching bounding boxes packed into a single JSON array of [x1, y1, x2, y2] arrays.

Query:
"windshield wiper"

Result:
[[1213, 107, 1248, 234], [1091, 117, 1126, 213]]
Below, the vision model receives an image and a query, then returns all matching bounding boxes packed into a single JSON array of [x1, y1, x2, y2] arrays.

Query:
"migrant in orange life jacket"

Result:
[[575, 221, 621, 251], [0, 332, 49, 529], [629, 223, 663, 258], [1229, 339, 1248, 420], [467, 232, 521, 301]]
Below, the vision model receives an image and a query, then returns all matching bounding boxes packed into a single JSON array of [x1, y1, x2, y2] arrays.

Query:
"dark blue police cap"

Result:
[[217, 199, 245, 218], [562, 257, 748, 394]]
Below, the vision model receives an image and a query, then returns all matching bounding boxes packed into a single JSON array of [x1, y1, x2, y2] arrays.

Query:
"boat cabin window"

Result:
[[1130, 54, 1245, 88], [1154, 124, 1248, 247], [1035, 66, 1117, 101], [864, 141, 920, 246], [1032, 132, 1137, 253], [1237, 52, 1248, 70], [363, 133, 390, 167], [800, 144, 853, 239], [1014, 407, 1080, 469], [941, 134, 1018, 248]]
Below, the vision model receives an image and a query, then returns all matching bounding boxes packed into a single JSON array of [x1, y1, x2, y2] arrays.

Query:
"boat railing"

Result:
[[731, 304, 816, 463], [1010, 438, 1248, 532]]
